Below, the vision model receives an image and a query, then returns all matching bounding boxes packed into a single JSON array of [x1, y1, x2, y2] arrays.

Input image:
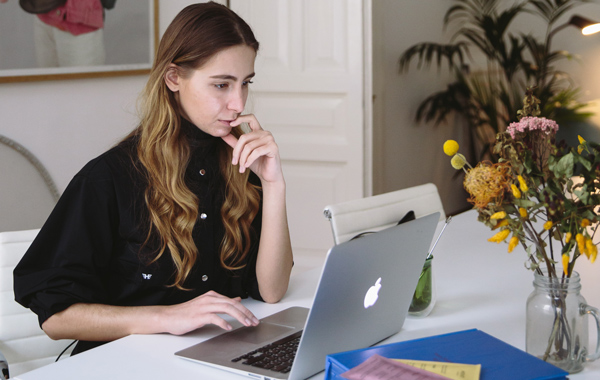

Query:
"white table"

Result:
[[14, 211, 600, 379]]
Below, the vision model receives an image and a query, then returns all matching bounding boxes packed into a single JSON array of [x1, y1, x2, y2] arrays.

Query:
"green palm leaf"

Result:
[[398, 0, 594, 161]]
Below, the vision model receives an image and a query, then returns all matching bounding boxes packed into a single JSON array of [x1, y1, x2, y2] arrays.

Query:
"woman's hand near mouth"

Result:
[[221, 114, 284, 185]]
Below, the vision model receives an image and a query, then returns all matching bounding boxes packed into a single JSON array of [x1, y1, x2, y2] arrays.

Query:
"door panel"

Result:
[[231, 0, 365, 260]]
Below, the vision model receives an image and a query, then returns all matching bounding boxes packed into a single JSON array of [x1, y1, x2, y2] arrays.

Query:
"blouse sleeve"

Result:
[[13, 158, 119, 327]]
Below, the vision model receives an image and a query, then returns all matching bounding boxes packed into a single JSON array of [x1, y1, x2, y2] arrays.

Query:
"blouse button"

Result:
[[199, 169, 206, 176], [200, 213, 207, 220], [202, 275, 208, 282]]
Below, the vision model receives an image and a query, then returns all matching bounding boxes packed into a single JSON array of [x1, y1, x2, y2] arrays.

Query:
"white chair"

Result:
[[323, 183, 446, 245], [0, 229, 73, 378]]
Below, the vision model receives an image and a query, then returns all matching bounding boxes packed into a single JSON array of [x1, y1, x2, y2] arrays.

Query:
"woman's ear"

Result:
[[164, 64, 181, 92]]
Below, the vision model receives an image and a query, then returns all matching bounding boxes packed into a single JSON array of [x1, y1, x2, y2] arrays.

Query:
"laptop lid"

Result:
[[288, 212, 439, 379], [175, 212, 440, 380]]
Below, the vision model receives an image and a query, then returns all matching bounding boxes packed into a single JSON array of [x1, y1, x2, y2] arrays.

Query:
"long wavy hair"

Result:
[[127, 2, 261, 289]]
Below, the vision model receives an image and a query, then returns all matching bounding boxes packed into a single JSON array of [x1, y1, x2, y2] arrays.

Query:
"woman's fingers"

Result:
[[223, 114, 283, 181], [237, 132, 276, 172], [230, 113, 262, 132], [227, 114, 265, 168], [198, 292, 259, 327], [164, 291, 259, 335]]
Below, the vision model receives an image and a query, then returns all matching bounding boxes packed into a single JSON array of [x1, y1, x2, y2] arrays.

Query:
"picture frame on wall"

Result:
[[0, 0, 159, 83]]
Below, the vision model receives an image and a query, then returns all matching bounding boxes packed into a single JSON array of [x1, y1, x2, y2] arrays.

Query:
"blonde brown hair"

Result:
[[128, 2, 261, 289]]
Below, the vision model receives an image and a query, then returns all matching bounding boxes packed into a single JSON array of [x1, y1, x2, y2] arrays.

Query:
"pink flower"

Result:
[[507, 116, 559, 139]]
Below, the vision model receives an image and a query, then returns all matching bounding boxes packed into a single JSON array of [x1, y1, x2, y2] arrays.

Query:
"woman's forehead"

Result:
[[197, 45, 256, 78]]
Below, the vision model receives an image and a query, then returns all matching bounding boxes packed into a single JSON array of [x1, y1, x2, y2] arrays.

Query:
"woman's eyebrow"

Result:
[[209, 73, 255, 81]]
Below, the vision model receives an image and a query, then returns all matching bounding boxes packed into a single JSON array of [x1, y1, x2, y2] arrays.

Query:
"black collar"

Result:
[[181, 118, 220, 150]]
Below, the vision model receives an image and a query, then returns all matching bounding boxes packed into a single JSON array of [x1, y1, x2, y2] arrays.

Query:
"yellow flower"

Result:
[[517, 175, 529, 192], [491, 211, 507, 219], [463, 162, 511, 208], [508, 236, 519, 253], [488, 229, 510, 243], [511, 184, 521, 199], [578, 135, 587, 154], [451, 154, 467, 170], [562, 254, 570, 275], [519, 207, 528, 218], [565, 232, 572, 243], [581, 219, 591, 228], [492, 219, 509, 230], [576, 233, 586, 254], [443, 140, 460, 156], [586, 238, 598, 263], [590, 244, 598, 264], [543, 221, 553, 230]]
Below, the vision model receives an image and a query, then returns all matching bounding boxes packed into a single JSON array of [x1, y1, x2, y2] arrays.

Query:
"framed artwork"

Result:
[[0, 0, 158, 83]]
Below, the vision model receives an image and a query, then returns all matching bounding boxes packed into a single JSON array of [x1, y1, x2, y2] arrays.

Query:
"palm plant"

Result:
[[399, 0, 594, 161]]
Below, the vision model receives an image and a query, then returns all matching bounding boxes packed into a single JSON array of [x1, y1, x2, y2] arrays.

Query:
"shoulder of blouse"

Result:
[[75, 140, 141, 183]]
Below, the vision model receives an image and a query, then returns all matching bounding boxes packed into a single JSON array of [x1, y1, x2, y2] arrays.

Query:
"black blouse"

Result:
[[13, 119, 263, 353]]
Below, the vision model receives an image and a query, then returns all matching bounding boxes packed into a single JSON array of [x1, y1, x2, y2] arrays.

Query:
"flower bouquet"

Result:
[[444, 87, 600, 372]]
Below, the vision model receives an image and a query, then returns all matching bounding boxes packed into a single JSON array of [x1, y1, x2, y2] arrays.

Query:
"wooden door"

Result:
[[231, 0, 367, 264]]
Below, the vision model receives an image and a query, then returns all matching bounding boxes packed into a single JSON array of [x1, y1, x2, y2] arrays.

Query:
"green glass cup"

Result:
[[409, 256, 436, 317]]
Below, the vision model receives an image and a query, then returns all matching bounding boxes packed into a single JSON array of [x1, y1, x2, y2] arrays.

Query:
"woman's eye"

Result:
[[215, 83, 228, 89], [242, 80, 254, 86]]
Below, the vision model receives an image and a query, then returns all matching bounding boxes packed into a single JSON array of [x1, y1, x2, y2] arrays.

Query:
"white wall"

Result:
[[1, 76, 143, 192], [372, 1, 600, 216]]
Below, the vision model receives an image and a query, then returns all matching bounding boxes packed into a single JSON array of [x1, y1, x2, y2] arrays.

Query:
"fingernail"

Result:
[[226, 324, 233, 331], [245, 318, 252, 326], [253, 317, 260, 325]]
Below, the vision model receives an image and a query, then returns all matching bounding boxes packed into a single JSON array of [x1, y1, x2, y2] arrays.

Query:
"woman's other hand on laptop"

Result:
[[41, 292, 260, 342], [159, 291, 260, 334]]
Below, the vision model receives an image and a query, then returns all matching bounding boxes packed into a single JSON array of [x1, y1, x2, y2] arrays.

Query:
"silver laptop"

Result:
[[175, 212, 440, 380]]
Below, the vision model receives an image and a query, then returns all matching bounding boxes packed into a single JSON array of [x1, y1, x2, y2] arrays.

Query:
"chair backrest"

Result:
[[323, 183, 446, 245], [0, 135, 59, 233], [0, 229, 72, 377]]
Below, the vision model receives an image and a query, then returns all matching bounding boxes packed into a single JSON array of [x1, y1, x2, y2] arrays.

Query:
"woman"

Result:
[[13, 2, 293, 355]]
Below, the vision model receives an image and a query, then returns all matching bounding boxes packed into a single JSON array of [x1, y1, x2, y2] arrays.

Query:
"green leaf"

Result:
[[513, 198, 537, 208], [574, 184, 590, 205], [575, 154, 593, 172], [551, 153, 575, 178]]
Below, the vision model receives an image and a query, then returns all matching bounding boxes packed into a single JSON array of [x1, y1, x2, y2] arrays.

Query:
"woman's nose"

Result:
[[228, 87, 245, 113]]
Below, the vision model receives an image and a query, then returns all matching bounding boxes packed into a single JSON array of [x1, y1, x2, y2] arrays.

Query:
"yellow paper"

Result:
[[394, 359, 481, 380]]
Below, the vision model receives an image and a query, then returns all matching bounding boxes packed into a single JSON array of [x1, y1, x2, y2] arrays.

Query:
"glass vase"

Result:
[[526, 269, 600, 373], [409, 256, 435, 317]]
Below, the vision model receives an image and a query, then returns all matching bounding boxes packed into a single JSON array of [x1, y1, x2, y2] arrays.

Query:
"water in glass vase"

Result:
[[526, 269, 600, 373], [409, 256, 435, 317]]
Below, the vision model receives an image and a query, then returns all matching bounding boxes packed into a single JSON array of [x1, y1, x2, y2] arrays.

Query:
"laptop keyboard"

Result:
[[231, 330, 303, 374]]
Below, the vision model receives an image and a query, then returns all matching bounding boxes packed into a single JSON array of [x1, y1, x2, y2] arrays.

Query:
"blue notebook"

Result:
[[324, 329, 568, 380]]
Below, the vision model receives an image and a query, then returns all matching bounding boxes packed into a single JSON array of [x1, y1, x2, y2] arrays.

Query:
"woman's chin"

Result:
[[214, 128, 233, 137]]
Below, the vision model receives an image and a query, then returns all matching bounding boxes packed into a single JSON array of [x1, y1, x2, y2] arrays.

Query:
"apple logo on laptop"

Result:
[[364, 277, 382, 309]]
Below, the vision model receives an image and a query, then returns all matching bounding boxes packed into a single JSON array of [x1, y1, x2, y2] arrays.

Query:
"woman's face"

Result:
[[165, 44, 256, 137]]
